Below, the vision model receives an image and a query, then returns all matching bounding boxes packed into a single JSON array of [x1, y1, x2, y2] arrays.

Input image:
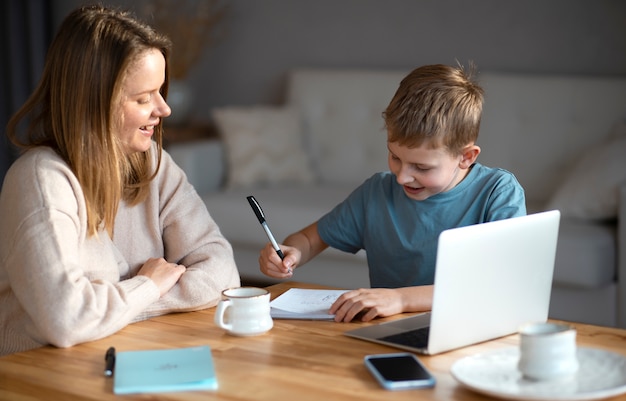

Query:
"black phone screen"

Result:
[[367, 354, 431, 381]]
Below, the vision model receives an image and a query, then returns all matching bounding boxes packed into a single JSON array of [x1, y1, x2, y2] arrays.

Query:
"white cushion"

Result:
[[287, 70, 407, 185], [212, 106, 315, 189], [477, 73, 626, 203], [546, 121, 626, 220]]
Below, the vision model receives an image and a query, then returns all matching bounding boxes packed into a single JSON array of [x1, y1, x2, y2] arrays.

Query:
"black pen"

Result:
[[246, 196, 291, 272], [104, 346, 115, 377]]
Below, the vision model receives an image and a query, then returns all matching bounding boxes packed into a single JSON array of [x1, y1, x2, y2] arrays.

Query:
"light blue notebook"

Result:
[[113, 345, 217, 394]]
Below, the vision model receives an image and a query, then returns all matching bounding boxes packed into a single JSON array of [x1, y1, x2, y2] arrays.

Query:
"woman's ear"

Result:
[[459, 144, 481, 169]]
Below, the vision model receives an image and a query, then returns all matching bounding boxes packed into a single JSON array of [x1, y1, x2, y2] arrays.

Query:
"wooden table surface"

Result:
[[1, 281, 625, 401]]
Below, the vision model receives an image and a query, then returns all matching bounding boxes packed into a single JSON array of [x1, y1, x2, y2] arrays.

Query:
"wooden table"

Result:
[[1, 281, 625, 401]]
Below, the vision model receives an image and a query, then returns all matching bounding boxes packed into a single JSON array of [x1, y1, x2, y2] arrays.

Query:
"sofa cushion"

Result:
[[212, 106, 315, 189], [477, 73, 626, 204], [287, 70, 407, 185], [552, 218, 616, 288], [546, 121, 626, 220], [202, 185, 367, 262], [166, 139, 224, 194]]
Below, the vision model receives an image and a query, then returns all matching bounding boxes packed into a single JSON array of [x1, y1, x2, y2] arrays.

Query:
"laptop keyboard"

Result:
[[379, 327, 430, 349]]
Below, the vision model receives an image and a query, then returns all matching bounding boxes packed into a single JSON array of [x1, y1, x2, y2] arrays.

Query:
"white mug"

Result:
[[518, 322, 579, 381], [214, 287, 273, 336]]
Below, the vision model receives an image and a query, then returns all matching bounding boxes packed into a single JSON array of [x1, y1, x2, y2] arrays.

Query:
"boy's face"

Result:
[[387, 140, 477, 201]]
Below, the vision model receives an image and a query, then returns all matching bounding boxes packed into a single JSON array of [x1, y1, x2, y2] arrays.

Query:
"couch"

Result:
[[167, 69, 626, 328]]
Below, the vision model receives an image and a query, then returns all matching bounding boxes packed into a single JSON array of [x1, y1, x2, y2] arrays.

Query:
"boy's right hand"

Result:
[[259, 243, 298, 278]]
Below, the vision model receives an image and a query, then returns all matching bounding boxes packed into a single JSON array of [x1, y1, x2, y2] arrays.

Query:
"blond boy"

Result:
[[259, 64, 525, 322]]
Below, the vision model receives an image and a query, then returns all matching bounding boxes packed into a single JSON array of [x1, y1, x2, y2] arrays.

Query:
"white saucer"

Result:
[[451, 347, 626, 401]]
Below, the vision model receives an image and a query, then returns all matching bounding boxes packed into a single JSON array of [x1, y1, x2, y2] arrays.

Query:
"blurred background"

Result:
[[2, 0, 626, 179]]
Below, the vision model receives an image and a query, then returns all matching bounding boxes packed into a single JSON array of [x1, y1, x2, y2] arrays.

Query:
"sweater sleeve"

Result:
[[115, 147, 240, 321], [0, 149, 161, 350]]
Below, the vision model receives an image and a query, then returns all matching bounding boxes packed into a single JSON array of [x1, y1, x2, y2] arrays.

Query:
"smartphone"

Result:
[[364, 353, 436, 390]]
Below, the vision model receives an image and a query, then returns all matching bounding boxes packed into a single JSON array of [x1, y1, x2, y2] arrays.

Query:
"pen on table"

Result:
[[104, 346, 115, 377], [246, 195, 291, 273]]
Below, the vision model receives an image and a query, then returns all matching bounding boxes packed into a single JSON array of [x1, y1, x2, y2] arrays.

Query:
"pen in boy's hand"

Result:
[[246, 196, 291, 273]]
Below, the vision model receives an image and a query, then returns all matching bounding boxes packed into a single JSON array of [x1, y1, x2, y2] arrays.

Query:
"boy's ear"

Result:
[[459, 145, 481, 169]]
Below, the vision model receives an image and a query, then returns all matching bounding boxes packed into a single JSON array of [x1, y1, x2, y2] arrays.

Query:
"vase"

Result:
[[165, 79, 193, 126]]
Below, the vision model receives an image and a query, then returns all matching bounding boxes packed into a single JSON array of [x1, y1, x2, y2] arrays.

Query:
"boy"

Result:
[[258, 64, 525, 323]]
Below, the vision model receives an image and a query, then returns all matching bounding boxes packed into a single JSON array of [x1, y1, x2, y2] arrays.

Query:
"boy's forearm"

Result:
[[283, 222, 328, 267], [283, 231, 313, 264], [397, 285, 434, 313]]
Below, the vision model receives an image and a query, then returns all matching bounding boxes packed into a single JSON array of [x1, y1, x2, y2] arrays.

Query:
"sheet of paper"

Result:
[[270, 308, 336, 320], [270, 288, 349, 319]]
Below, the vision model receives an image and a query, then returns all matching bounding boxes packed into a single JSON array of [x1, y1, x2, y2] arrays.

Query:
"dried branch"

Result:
[[141, 0, 229, 79]]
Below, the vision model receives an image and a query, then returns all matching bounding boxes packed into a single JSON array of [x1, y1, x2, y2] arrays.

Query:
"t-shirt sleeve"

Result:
[[317, 180, 372, 254], [484, 169, 527, 221]]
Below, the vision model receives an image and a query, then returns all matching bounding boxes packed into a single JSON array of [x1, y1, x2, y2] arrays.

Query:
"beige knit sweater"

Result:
[[0, 143, 240, 356]]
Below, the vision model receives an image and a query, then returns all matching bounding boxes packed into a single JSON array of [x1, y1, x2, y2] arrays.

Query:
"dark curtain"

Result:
[[0, 0, 52, 184]]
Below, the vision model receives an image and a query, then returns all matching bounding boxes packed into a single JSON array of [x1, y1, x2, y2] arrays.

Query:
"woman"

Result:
[[0, 5, 240, 356]]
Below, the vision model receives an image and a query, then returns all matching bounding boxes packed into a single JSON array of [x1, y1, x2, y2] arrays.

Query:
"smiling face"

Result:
[[387, 139, 480, 201], [117, 48, 171, 154]]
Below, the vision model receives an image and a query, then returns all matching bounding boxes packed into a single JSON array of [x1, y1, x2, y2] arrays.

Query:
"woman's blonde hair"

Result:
[[383, 63, 484, 155], [6, 5, 172, 237]]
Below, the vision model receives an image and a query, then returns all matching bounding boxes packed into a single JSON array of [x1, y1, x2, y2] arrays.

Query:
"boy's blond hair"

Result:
[[383, 63, 484, 155]]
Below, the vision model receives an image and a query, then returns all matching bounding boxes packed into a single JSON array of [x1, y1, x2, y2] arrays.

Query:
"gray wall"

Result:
[[54, 0, 626, 123]]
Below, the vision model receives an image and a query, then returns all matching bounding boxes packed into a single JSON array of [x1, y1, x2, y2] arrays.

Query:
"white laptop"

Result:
[[344, 210, 561, 355]]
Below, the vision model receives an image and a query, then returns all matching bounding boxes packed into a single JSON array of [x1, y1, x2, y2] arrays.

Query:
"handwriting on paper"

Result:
[[270, 288, 349, 314]]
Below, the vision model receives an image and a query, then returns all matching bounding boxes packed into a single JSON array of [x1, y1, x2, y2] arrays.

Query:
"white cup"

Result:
[[214, 287, 273, 336], [518, 322, 579, 381]]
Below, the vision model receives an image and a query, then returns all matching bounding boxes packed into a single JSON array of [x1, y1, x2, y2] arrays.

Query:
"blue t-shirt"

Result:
[[317, 163, 526, 288]]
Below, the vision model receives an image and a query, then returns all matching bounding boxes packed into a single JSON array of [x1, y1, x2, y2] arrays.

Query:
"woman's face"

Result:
[[118, 48, 171, 154]]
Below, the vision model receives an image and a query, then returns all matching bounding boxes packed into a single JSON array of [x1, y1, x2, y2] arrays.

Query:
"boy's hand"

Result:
[[259, 243, 299, 278], [329, 288, 405, 322]]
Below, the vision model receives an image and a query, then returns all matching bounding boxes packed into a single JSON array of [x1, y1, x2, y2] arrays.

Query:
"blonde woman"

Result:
[[0, 5, 240, 356]]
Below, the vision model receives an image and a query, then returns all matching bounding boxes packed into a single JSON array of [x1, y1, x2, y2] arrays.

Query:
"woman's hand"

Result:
[[137, 257, 186, 297]]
